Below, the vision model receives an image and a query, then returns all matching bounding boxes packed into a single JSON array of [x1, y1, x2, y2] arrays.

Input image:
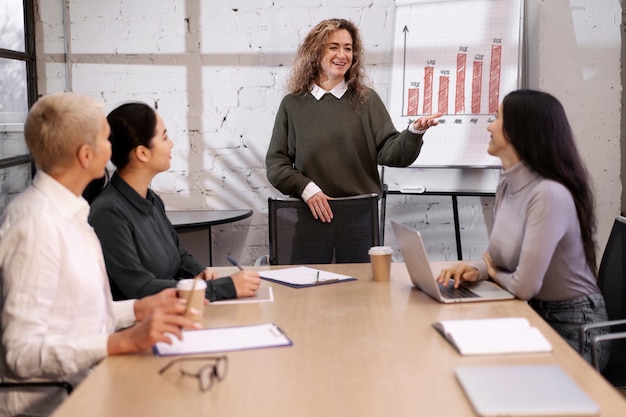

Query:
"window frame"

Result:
[[0, 0, 36, 171]]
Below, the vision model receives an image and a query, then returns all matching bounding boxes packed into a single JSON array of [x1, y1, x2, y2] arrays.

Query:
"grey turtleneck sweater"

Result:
[[475, 161, 600, 301]]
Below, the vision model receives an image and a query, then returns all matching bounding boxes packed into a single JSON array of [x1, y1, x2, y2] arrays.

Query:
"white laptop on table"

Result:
[[455, 365, 600, 416], [391, 221, 514, 303]]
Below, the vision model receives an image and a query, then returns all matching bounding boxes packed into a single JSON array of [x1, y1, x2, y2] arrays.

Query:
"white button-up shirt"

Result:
[[0, 172, 136, 415]]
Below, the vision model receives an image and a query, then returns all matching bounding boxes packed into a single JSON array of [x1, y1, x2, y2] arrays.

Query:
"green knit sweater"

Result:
[[266, 87, 424, 198]]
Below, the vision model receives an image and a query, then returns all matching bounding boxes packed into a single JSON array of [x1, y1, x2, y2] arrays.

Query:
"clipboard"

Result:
[[153, 323, 292, 356], [259, 266, 357, 288]]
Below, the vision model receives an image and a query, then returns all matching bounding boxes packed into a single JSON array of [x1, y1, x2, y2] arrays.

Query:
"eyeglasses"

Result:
[[158, 355, 228, 392]]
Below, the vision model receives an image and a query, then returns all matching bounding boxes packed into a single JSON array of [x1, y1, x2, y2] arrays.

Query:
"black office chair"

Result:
[[580, 216, 626, 388], [268, 194, 379, 265]]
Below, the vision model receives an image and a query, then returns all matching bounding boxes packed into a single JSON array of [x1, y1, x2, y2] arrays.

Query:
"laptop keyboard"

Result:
[[438, 284, 480, 299]]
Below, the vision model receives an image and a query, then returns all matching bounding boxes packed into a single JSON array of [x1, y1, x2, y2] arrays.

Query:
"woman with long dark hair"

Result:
[[437, 89, 609, 368]]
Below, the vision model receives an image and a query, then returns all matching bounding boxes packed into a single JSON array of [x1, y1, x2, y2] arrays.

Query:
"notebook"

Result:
[[455, 365, 600, 416], [391, 221, 514, 303]]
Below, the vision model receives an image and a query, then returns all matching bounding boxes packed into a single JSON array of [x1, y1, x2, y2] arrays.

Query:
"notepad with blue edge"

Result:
[[153, 323, 292, 356], [259, 266, 356, 288]]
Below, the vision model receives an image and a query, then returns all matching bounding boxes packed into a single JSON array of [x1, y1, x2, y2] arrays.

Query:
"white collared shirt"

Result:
[[310, 80, 348, 100], [0, 172, 135, 412]]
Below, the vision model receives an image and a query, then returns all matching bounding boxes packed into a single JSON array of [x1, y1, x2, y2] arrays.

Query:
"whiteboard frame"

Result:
[[388, 0, 525, 168]]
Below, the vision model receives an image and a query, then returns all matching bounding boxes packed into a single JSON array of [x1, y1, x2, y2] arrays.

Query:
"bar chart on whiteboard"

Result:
[[390, 0, 523, 167]]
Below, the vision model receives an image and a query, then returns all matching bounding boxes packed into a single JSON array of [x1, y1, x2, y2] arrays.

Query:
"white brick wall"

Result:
[[32, 0, 620, 267]]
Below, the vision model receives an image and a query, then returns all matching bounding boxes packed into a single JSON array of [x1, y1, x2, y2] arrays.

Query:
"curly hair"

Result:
[[287, 18, 370, 106]]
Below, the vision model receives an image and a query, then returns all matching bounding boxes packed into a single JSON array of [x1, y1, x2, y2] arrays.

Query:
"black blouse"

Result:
[[88, 172, 236, 301]]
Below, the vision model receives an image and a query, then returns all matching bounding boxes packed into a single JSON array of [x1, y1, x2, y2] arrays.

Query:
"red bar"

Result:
[[438, 75, 449, 115], [407, 88, 419, 116], [489, 44, 502, 114], [472, 59, 483, 114], [455, 53, 466, 114], [423, 66, 434, 115]]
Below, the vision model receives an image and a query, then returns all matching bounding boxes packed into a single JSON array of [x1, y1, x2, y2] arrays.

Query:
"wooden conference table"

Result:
[[52, 263, 626, 417], [166, 209, 253, 266]]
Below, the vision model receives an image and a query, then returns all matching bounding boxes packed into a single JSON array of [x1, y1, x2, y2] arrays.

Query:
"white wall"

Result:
[[34, 0, 621, 266], [526, 0, 622, 256]]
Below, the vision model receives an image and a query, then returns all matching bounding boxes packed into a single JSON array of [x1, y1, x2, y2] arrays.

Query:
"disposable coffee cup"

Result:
[[176, 278, 207, 324], [368, 246, 393, 282]]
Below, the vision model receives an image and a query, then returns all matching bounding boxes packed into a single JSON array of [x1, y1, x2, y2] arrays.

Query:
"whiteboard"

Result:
[[389, 0, 524, 167]]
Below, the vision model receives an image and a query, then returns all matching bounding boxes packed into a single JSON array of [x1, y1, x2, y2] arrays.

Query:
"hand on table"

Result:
[[197, 267, 218, 280]]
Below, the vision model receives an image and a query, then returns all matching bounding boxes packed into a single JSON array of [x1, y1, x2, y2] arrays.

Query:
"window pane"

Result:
[[0, 0, 25, 52], [0, 58, 28, 115], [0, 58, 29, 158], [0, 123, 29, 158], [0, 164, 31, 212]]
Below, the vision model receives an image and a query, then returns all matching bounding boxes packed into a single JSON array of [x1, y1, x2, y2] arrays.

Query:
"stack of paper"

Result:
[[432, 317, 552, 355], [259, 266, 356, 288], [154, 323, 292, 356]]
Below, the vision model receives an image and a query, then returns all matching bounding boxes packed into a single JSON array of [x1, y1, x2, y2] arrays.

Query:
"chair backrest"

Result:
[[268, 194, 379, 265], [597, 216, 626, 387], [598, 216, 626, 321]]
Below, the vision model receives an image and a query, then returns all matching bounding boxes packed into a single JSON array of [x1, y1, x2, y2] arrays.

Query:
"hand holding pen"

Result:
[[227, 256, 261, 298]]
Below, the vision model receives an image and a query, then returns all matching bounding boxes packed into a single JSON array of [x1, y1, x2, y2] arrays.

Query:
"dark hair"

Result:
[[501, 89, 597, 274], [107, 102, 157, 169], [83, 102, 157, 203]]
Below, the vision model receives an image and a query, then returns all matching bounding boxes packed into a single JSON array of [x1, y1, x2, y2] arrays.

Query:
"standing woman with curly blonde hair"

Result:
[[266, 18, 442, 263]]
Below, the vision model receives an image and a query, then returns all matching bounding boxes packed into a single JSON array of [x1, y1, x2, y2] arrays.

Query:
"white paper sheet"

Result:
[[259, 266, 355, 287], [154, 323, 292, 356]]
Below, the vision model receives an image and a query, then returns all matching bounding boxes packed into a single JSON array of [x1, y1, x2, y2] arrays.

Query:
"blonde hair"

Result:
[[24, 93, 104, 173], [287, 18, 370, 106]]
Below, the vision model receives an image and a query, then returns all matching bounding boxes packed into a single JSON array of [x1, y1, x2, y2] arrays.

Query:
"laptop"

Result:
[[391, 221, 514, 303], [455, 365, 600, 416]]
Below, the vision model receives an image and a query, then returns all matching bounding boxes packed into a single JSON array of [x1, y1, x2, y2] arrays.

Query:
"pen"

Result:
[[312, 278, 340, 285], [227, 255, 244, 271], [312, 270, 339, 285]]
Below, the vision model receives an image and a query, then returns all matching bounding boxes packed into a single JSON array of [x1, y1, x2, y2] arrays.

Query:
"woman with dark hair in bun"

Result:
[[88, 102, 260, 302]]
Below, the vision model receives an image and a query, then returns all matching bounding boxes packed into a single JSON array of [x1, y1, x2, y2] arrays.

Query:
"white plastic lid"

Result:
[[176, 278, 208, 291], [368, 246, 393, 255]]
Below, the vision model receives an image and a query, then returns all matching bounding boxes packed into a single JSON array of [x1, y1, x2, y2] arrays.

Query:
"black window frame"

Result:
[[0, 0, 36, 171]]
